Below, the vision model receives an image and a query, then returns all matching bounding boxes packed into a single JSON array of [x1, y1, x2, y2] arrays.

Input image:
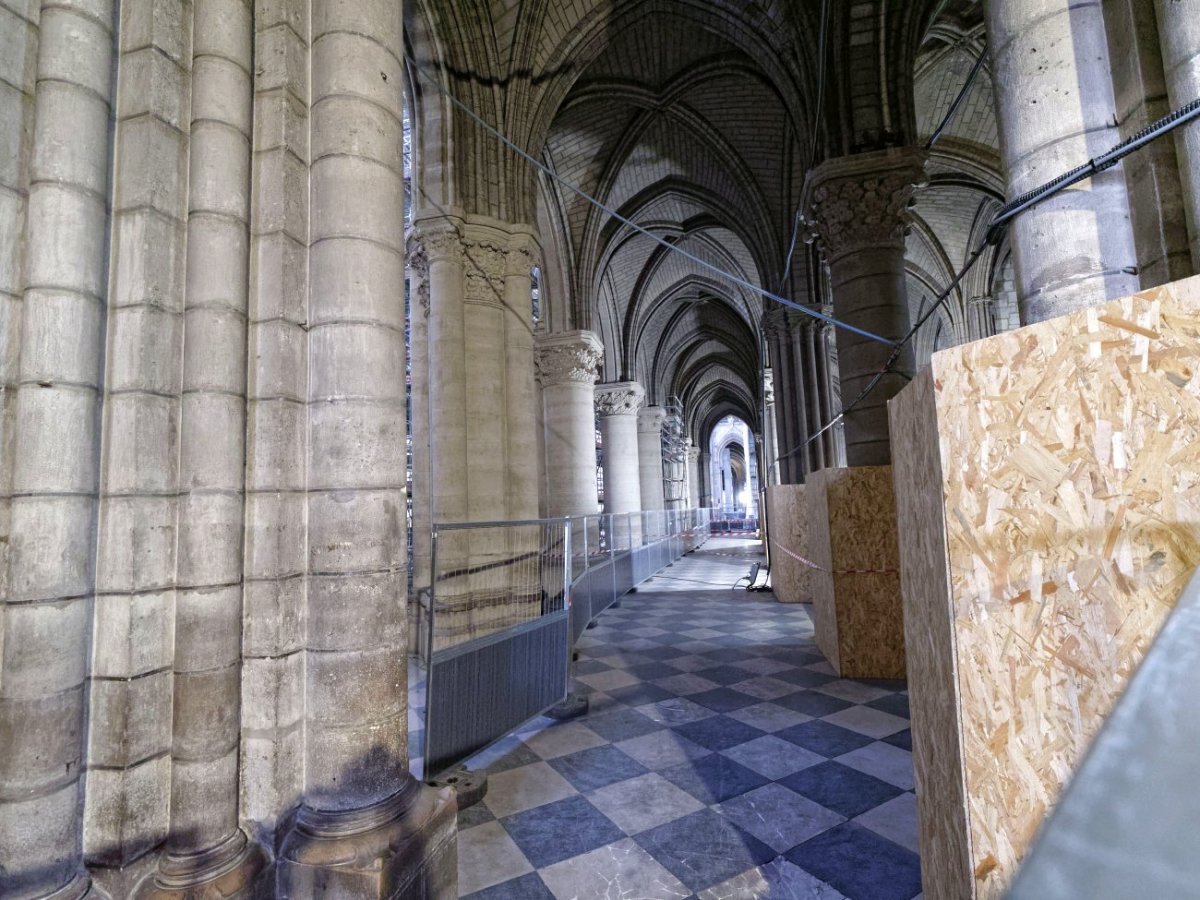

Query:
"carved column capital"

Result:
[[686, 444, 701, 462], [637, 405, 667, 435], [763, 368, 775, 405], [462, 238, 507, 301], [535, 330, 603, 386], [803, 147, 928, 261], [415, 222, 464, 266], [762, 307, 789, 341], [506, 233, 539, 277], [594, 381, 644, 417]]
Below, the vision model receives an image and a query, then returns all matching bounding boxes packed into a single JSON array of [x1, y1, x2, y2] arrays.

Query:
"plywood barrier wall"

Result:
[[766, 484, 809, 602], [889, 277, 1200, 900], [806, 466, 905, 678]]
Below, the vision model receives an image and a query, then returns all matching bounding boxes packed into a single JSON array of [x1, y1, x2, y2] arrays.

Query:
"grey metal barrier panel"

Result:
[[614, 550, 634, 596], [424, 518, 571, 776], [425, 612, 570, 776], [1006, 568, 1200, 900]]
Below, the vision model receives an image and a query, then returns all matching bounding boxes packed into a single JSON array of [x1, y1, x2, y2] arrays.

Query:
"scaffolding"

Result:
[[661, 397, 688, 505]]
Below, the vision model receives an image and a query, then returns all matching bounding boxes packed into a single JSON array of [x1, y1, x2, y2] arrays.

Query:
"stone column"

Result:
[[817, 322, 846, 467], [276, 0, 456, 894], [966, 294, 997, 341], [762, 369, 778, 487], [1, 1, 113, 895], [1156, 0, 1200, 270], [88, 0, 192, 871], [686, 445, 702, 509], [407, 234, 432, 602], [986, 0, 1140, 322], [804, 147, 925, 466], [536, 331, 603, 517], [504, 233, 541, 520], [637, 404, 667, 508], [596, 382, 644, 545], [240, 0, 310, 838], [140, 0, 266, 893]]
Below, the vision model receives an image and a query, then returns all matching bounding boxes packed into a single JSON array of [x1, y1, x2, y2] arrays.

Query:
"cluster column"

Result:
[[595, 382, 645, 543], [2, 0, 114, 895], [804, 147, 926, 465], [535, 331, 603, 517], [275, 0, 456, 894], [986, 0, 1140, 322], [1156, 0, 1200, 269]]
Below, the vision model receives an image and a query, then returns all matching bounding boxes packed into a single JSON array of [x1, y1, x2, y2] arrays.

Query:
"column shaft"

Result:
[[536, 331, 603, 517], [407, 238, 431, 597], [1, 1, 113, 895], [986, 0, 1140, 321], [142, 0, 266, 892], [805, 148, 924, 465], [1156, 0, 1200, 270], [503, 236, 540, 520], [301, 0, 408, 813], [637, 406, 667, 513], [240, 0, 310, 835], [596, 382, 644, 543]]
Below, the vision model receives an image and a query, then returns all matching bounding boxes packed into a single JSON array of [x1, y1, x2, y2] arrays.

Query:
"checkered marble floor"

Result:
[[415, 538, 922, 899]]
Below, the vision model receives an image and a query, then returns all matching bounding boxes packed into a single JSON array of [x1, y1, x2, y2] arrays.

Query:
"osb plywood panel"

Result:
[[896, 276, 1200, 898], [806, 469, 840, 671], [808, 467, 905, 678], [889, 368, 973, 900], [767, 484, 809, 602], [825, 466, 905, 678]]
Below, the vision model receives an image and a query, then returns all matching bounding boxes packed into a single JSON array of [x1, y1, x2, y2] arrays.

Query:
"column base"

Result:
[[276, 774, 457, 899], [133, 831, 269, 899]]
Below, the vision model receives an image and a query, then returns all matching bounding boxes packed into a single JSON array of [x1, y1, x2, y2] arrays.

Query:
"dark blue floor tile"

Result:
[[687, 664, 755, 686], [582, 706, 663, 741], [773, 667, 838, 688], [457, 801, 496, 830], [882, 728, 913, 752], [660, 753, 768, 804], [688, 687, 760, 713], [573, 658, 616, 675], [501, 795, 625, 868], [548, 744, 649, 792], [607, 682, 676, 706], [867, 693, 911, 718], [774, 690, 853, 717], [775, 720, 876, 757], [634, 808, 775, 892], [786, 822, 921, 900], [780, 761, 904, 818], [673, 715, 767, 752], [701, 648, 759, 663], [625, 661, 686, 681], [462, 872, 555, 900], [638, 646, 690, 660]]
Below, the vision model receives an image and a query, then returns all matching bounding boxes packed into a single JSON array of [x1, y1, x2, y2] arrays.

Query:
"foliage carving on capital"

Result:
[[536, 341, 602, 386], [761, 307, 788, 341], [463, 239, 508, 299], [686, 445, 701, 462], [506, 235, 538, 277], [637, 405, 667, 434], [804, 150, 927, 260], [594, 382, 644, 417], [421, 228, 464, 266]]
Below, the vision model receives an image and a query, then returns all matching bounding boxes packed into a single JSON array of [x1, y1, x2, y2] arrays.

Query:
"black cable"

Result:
[[926, 46, 988, 151], [792, 94, 1200, 456]]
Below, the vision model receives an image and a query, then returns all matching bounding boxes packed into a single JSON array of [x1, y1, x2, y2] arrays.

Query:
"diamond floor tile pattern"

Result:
[[418, 538, 921, 899]]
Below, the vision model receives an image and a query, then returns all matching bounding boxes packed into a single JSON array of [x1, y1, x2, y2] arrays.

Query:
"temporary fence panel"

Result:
[[424, 520, 571, 776]]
